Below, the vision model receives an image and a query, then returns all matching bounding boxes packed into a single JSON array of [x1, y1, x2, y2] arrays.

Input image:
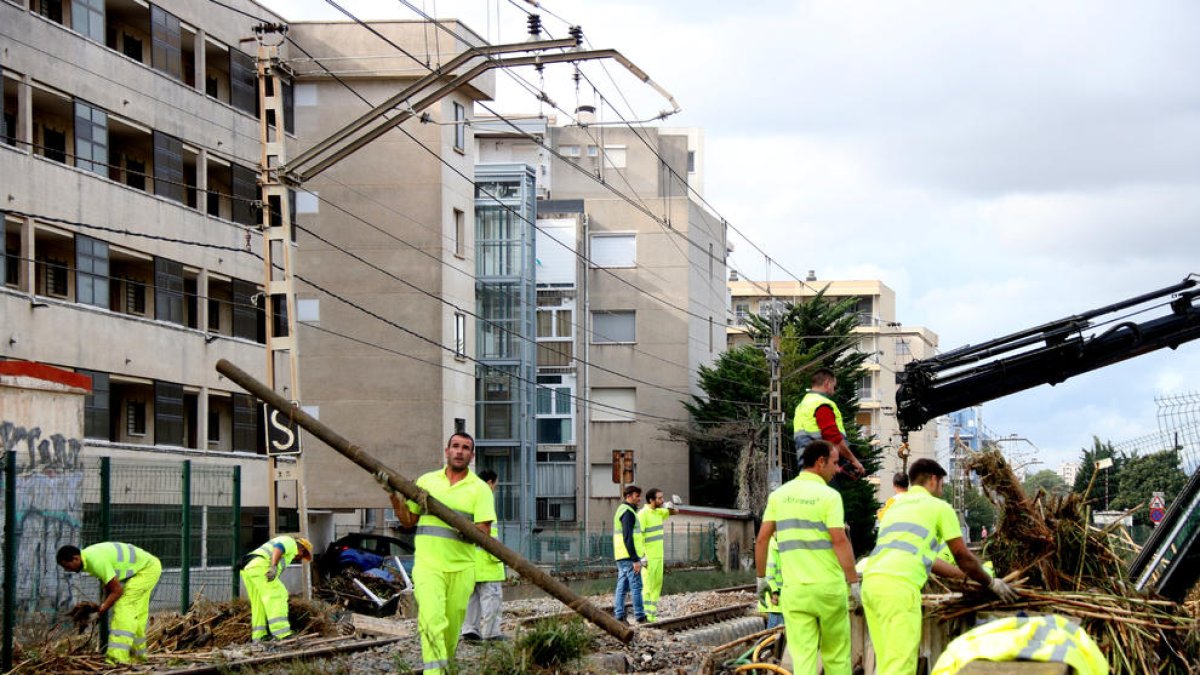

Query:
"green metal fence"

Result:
[[503, 521, 720, 575], [1, 451, 240, 670]]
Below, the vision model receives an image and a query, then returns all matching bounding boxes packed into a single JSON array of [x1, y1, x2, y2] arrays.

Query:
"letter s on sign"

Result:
[[269, 410, 295, 452]]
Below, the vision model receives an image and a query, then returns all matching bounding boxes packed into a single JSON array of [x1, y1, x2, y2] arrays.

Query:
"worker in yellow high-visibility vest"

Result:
[[239, 534, 313, 642], [460, 468, 506, 642], [755, 440, 859, 675], [380, 431, 496, 675], [756, 535, 784, 630], [793, 368, 865, 479], [862, 458, 1020, 675], [57, 542, 162, 664], [876, 472, 909, 523], [637, 487, 678, 622], [932, 614, 1108, 675], [612, 484, 646, 623]]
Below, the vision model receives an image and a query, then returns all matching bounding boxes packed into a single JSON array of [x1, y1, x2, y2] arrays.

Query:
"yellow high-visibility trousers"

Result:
[[413, 565, 475, 675], [106, 557, 161, 664], [241, 560, 293, 641], [862, 574, 922, 675], [780, 582, 851, 675], [640, 558, 664, 621]]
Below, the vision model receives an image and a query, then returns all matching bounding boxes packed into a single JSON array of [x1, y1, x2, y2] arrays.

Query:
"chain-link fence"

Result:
[[1, 452, 240, 667], [498, 521, 719, 575]]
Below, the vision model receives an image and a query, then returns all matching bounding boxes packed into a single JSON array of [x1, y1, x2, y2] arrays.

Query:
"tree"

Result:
[[1110, 449, 1189, 527], [676, 288, 883, 556], [1023, 469, 1069, 498], [1072, 436, 1124, 507]]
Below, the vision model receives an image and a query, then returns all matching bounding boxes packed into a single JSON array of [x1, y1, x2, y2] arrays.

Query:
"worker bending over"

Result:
[[239, 534, 313, 642], [381, 431, 496, 674], [57, 542, 162, 664], [460, 469, 506, 642], [793, 368, 866, 478], [862, 459, 1019, 675], [638, 487, 677, 622], [755, 440, 858, 675]]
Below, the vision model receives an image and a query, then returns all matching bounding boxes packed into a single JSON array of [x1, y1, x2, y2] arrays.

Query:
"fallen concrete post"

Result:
[[216, 358, 635, 643]]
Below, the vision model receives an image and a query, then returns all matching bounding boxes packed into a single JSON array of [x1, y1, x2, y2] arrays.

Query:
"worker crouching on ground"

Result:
[[862, 458, 1019, 675], [612, 484, 647, 624], [239, 534, 313, 642], [460, 468, 506, 642], [932, 614, 1108, 675], [638, 487, 677, 622], [56, 542, 162, 664], [379, 431, 496, 675], [755, 440, 859, 675]]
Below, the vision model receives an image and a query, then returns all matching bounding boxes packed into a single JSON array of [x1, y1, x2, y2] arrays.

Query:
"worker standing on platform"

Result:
[[612, 484, 647, 624], [57, 542, 162, 664], [755, 440, 858, 675], [638, 488, 677, 622], [239, 534, 313, 642], [379, 431, 496, 675], [793, 368, 866, 478], [460, 469, 506, 642], [862, 458, 1020, 675]]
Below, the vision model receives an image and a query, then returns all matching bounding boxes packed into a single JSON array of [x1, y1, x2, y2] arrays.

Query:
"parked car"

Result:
[[316, 532, 415, 581]]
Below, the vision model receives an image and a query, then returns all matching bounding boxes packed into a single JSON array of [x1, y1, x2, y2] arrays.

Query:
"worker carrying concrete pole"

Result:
[[214, 358, 634, 645], [376, 431, 496, 674], [238, 535, 314, 642], [56, 543, 162, 664], [862, 458, 1020, 674], [754, 440, 859, 675], [637, 487, 678, 622]]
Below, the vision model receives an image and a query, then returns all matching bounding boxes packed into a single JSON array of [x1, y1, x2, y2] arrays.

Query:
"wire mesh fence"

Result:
[[499, 521, 719, 575], [1, 451, 240, 662]]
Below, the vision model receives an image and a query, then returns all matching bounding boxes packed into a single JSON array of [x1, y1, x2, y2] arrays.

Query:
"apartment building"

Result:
[[727, 277, 940, 500], [1, 0, 287, 540], [286, 20, 494, 537], [477, 119, 728, 527]]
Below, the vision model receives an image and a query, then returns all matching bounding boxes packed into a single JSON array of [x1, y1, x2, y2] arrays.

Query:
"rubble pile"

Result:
[[930, 449, 1200, 674]]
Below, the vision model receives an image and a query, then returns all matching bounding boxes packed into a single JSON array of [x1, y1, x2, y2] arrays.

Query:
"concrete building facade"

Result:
[[1, 0, 288, 542], [727, 277, 940, 500]]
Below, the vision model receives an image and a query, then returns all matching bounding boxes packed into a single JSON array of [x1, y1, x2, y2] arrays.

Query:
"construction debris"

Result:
[[932, 449, 1200, 674]]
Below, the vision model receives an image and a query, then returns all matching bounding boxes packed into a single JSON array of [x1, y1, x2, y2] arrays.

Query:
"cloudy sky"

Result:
[[264, 0, 1200, 470]]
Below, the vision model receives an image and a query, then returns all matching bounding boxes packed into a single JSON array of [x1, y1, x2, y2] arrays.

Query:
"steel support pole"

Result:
[[3, 451, 17, 673], [181, 460, 191, 613], [216, 358, 634, 642], [232, 466, 241, 599]]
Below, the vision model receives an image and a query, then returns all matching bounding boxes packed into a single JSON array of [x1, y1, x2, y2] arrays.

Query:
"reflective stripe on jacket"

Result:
[[932, 614, 1109, 675], [639, 507, 670, 559], [81, 542, 156, 585], [612, 502, 643, 560]]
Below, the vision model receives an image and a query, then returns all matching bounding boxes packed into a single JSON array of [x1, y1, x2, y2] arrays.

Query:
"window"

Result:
[[897, 339, 912, 357], [559, 145, 580, 157], [2, 110, 15, 147], [687, 150, 696, 173], [453, 208, 465, 257], [734, 303, 750, 325], [452, 102, 465, 151], [208, 411, 220, 443], [78, 369, 110, 439], [127, 400, 147, 436], [590, 233, 635, 267], [37, 0, 63, 24], [3, 244, 14, 287], [125, 158, 146, 191], [154, 381, 184, 446], [230, 49, 257, 116], [125, 278, 147, 315], [231, 393, 260, 452], [150, 5, 183, 80], [154, 257, 184, 325], [592, 310, 635, 343], [602, 145, 627, 169], [42, 257, 68, 297], [231, 278, 264, 342], [42, 128, 67, 164], [536, 306, 574, 367], [71, 0, 104, 42], [73, 101, 108, 175], [282, 80, 295, 134], [591, 387, 635, 422], [536, 377, 574, 444], [122, 35, 143, 61], [75, 234, 109, 308], [208, 298, 221, 330], [153, 131, 185, 203], [587, 145, 598, 157], [454, 312, 467, 359], [856, 373, 875, 401]]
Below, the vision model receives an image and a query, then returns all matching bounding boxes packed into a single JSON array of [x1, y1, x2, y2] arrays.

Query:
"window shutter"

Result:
[[154, 257, 184, 324], [78, 369, 111, 440], [231, 164, 258, 226], [231, 278, 263, 342], [282, 80, 295, 134], [232, 393, 261, 453], [154, 380, 185, 446], [153, 131, 185, 203], [150, 5, 183, 81], [230, 49, 257, 115]]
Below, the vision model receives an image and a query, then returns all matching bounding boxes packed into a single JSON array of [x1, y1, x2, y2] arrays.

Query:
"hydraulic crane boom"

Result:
[[896, 275, 1200, 436]]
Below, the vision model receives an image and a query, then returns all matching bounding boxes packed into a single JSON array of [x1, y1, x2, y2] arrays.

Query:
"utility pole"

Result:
[[254, 24, 310, 597], [765, 303, 783, 492]]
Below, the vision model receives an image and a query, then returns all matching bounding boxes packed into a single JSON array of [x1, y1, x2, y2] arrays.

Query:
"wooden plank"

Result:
[[351, 613, 413, 637]]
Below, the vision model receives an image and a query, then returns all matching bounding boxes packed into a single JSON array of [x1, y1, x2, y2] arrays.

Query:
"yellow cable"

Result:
[[751, 632, 779, 663], [733, 664, 791, 675]]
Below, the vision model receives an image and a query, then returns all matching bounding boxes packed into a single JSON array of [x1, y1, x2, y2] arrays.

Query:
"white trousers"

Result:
[[460, 581, 503, 639]]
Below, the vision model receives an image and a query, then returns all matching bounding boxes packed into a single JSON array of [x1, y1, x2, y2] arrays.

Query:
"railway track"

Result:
[[652, 603, 755, 633], [157, 635, 401, 674], [518, 582, 756, 627]]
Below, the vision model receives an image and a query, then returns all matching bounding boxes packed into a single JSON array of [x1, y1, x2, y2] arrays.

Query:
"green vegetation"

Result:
[[474, 618, 592, 674], [1071, 436, 1189, 526], [1023, 469, 1069, 498]]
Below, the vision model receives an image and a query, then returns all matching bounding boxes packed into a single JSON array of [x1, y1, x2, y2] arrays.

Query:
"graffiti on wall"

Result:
[[0, 420, 87, 614]]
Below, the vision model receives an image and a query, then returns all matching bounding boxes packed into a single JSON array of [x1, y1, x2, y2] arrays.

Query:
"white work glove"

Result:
[[664, 502, 675, 510], [265, 567, 277, 582], [849, 581, 861, 605], [756, 576, 771, 605], [989, 577, 1019, 603], [374, 469, 396, 494]]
